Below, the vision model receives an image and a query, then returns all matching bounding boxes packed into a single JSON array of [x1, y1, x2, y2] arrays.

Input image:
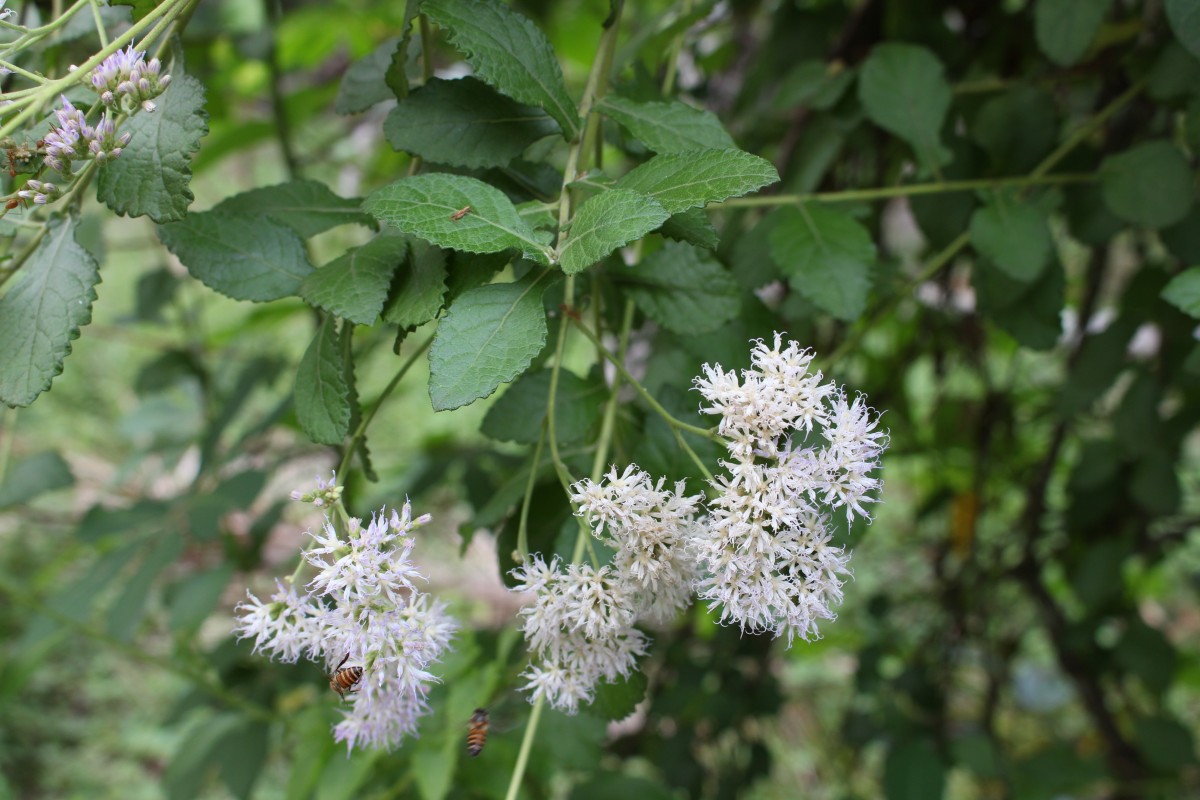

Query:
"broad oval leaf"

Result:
[[214, 180, 374, 238], [858, 43, 952, 169], [601, 95, 736, 153], [1100, 141, 1194, 229], [385, 77, 560, 169], [481, 368, 605, 444], [294, 317, 350, 445], [158, 210, 314, 302], [615, 149, 779, 214], [559, 189, 669, 275], [767, 205, 875, 321], [620, 241, 740, 333], [301, 231, 409, 325], [0, 214, 100, 407], [383, 238, 448, 329], [975, 257, 1066, 351], [1035, 0, 1112, 66], [969, 191, 1053, 282], [0, 450, 73, 509], [335, 37, 402, 114], [429, 273, 550, 411], [96, 72, 208, 223], [364, 173, 552, 264], [1167, 0, 1200, 59], [422, 0, 579, 138], [1162, 267, 1200, 318]]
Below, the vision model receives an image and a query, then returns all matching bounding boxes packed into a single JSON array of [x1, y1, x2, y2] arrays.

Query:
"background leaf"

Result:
[[615, 149, 779, 213], [301, 231, 409, 325], [601, 95, 736, 153], [1161, 267, 1200, 317], [558, 189, 669, 274], [385, 77, 560, 168], [428, 274, 550, 411], [767, 205, 875, 321], [1167, 0, 1200, 59], [618, 241, 740, 332], [96, 73, 207, 223], [158, 211, 314, 302], [0, 215, 100, 407], [294, 317, 351, 445], [214, 180, 373, 238], [481, 368, 605, 444], [0, 451, 73, 510], [382, 238, 449, 329], [422, 0, 579, 137], [335, 37, 402, 114], [1035, 0, 1112, 66], [969, 192, 1053, 282], [364, 173, 551, 263], [1100, 141, 1193, 228], [858, 43, 952, 169]]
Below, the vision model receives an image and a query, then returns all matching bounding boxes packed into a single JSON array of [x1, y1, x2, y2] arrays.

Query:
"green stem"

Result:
[[717, 172, 1094, 208], [1030, 78, 1147, 180], [571, 318, 719, 442], [504, 694, 545, 800], [673, 426, 714, 482], [0, 407, 15, 483], [88, 0, 109, 47], [589, 298, 635, 482], [335, 330, 433, 481], [660, 0, 690, 96]]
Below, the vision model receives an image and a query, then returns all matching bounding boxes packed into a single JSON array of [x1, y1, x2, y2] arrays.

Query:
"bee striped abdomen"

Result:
[[327, 654, 364, 699], [466, 708, 489, 757]]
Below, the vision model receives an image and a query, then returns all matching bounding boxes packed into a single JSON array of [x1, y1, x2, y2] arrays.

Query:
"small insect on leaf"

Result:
[[450, 205, 472, 222]]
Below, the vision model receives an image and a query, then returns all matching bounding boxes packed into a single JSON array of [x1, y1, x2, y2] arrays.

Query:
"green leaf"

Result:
[[972, 87, 1058, 173], [767, 205, 875, 321], [1167, 0, 1200, 59], [1161, 267, 1200, 317], [1162, 207, 1200, 264], [0, 214, 100, 408], [1135, 716, 1196, 773], [364, 173, 552, 264], [294, 318, 350, 445], [168, 565, 235, 634], [615, 148, 779, 213], [0, 451, 73, 510], [559, 189, 669, 274], [301, 231, 409, 325], [422, 0, 579, 138], [163, 713, 243, 800], [214, 180, 374, 238], [587, 671, 647, 721], [620, 241, 740, 333], [158, 211, 314, 302], [481, 368, 606, 444], [335, 37, 402, 114], [976, 258, 1065, 351], [428, 273, 550, 411], [382, 238, 449, 329], [572, 776, 673, 800], [107, 533, 184, 642], [1034, 0, 1112, 66], [411, 737, 456, 800], [1099, 141, 1194, 229], [97, 73, 207, 223], [884, 738, 946, 800], [858, 43, 952, 169], [215, 718, 270, 799], [659, 207, 719, 249], [774, 59, 855, 111], [969, 191, 1053, 282], [385, 77, 559, 168], [600, 95, 735, 153]]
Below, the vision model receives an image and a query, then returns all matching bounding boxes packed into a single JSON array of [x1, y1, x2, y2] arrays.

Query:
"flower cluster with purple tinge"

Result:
[[18, 45, 170, 204], [234, 483, 457, 752], [510, 334, 888, 713]]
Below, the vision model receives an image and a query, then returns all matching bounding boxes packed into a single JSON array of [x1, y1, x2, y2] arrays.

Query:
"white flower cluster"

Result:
[[510, 467, 702, 714], [235, 489, 457, 751], [693, 334, 888, 645]]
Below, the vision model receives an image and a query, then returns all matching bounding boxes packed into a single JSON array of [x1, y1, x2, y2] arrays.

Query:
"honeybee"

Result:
[[327, 653, 364, 699], [450, 205, 471, 221], [466, 707, 489, 756]]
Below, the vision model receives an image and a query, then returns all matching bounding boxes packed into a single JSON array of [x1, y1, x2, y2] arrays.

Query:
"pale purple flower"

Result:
[[90, 45, 170, 111]]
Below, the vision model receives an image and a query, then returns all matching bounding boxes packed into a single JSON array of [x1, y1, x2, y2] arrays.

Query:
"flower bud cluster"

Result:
[[693, 334, 888, 644], [235, 480, 457, 751], [89, 44, 171, 112], [510, 468, 702, 714], [39, 98, 131, 176]]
